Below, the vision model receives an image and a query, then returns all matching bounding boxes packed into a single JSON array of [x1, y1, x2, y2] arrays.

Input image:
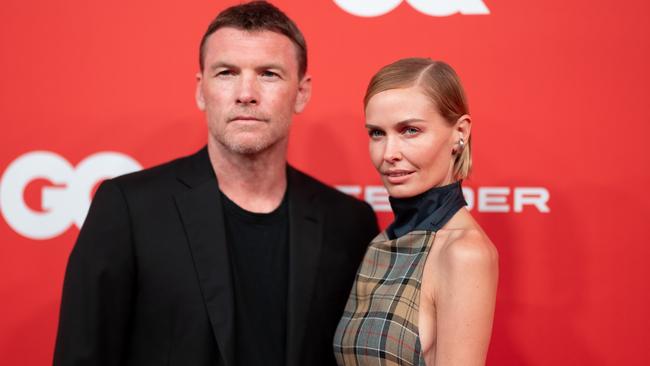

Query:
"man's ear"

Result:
[[195, 72, 206, 111], [294, 74, 312, 114]]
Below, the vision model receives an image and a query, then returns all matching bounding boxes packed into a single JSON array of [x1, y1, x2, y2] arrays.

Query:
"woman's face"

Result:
[[365, 87, 459, 198]]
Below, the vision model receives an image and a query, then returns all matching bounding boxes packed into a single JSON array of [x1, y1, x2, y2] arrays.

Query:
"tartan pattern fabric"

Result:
[[333, 230, 435, 366]]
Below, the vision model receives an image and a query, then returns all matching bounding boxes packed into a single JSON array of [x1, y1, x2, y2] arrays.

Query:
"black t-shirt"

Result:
[[221, 191, 289, 366]]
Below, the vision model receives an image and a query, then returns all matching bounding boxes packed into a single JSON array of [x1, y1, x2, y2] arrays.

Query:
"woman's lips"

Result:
[[383, 170, 414, 184]]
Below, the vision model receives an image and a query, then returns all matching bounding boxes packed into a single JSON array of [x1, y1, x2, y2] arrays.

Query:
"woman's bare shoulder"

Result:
[[435, 218, 498, 276], [421, 211, 498, 297]]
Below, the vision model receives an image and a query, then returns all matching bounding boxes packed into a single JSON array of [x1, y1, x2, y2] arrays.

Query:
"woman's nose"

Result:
[[383, 137, 402, 163]]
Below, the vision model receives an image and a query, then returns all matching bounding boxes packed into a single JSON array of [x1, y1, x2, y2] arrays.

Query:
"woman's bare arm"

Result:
[[432, 230, 499, 366]]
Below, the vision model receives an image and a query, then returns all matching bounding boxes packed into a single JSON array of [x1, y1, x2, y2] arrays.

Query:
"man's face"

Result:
[[196, 27, 311, 155]]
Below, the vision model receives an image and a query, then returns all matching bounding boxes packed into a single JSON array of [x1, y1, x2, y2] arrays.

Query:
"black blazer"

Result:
[[53, 147, 379, 366]]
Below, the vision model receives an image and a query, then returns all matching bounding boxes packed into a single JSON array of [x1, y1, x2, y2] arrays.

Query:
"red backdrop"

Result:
[[1, 0, 649, 364]]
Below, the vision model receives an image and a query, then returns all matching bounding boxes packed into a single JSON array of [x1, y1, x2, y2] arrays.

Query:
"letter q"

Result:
[[334, 0, 490, 17]]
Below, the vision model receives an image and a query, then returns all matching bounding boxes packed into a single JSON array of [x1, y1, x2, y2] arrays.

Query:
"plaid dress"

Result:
[[333, 230, 435, 366]]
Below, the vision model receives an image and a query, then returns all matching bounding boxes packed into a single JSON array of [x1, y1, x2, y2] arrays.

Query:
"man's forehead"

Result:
[[203, 27, 299, 69], [206, 27, 295, 51]]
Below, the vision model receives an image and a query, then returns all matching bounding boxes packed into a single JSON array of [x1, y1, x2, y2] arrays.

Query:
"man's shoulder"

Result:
[[288, 166, 371, 212], [112, 156, 182, 186], [289, 167, 379, 243], [108, 148, 206, 192]]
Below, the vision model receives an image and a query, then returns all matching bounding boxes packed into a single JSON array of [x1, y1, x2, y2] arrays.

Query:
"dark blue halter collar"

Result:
[[386, 181, 467, 239]]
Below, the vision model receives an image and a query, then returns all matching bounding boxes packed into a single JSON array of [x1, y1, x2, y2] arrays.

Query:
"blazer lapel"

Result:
[[174, 148, 235, 366], [285, 167, 324, 366]]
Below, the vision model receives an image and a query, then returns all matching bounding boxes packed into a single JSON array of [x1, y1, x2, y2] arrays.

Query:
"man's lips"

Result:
[[382, 170, 415, 184], [229, 116, 267, 122]]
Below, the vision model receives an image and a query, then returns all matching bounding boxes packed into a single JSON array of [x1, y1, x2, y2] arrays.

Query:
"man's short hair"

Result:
[[199, 1, 308, 78]]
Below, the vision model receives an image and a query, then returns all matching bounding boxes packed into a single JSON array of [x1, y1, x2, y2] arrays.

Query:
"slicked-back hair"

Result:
[[199, 1, 307, 78], [365, 58, 472, 180]]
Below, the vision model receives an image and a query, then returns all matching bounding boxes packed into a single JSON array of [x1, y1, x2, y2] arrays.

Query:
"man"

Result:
[[53, 2, 378, 365]]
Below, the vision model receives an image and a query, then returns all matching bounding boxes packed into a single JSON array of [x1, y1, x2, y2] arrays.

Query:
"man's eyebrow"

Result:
[[207, 62, 288, 73], [209, 62, 237, 71], [256, 63, 287, 73]]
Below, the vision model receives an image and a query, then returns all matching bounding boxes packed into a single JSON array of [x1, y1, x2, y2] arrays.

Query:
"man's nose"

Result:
[[236, 73, 259, 105]]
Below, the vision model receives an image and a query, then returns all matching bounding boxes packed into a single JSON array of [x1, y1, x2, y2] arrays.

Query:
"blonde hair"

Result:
[[364, 58, 472, 180]]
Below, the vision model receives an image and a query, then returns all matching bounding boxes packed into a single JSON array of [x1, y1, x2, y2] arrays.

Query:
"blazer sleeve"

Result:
[[53, 179, 135, 366], [360, 201, 380, 245]]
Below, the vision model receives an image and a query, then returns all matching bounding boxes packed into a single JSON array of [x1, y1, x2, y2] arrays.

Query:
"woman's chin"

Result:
[[384, 184, 418, 199]]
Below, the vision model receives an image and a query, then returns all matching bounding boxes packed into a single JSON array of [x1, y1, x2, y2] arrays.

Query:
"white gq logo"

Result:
[[334, 0, 490, 17], [0, 151, 141, 240]]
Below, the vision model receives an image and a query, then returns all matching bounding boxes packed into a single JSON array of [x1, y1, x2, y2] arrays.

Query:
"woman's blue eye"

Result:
[[403, 127, 419, 135]]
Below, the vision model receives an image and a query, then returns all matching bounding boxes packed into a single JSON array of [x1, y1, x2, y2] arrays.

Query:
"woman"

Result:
[[333, 58, 499, 366]]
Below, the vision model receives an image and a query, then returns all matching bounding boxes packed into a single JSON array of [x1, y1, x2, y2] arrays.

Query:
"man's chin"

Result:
[[219, 138, 273, 155], [211, 130, 288, 156]]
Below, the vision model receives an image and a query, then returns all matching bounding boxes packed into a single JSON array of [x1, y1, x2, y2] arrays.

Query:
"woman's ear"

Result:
[[452, 114, 472, 154], [456, 114, 472, 142]]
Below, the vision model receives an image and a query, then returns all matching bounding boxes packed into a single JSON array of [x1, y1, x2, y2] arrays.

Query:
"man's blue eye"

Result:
[[368, 129, 384, 138], [404, 127, 419, 135]]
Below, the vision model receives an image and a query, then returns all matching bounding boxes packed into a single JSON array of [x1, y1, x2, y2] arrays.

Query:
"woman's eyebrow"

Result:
[[365, 119, 426, 129]]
